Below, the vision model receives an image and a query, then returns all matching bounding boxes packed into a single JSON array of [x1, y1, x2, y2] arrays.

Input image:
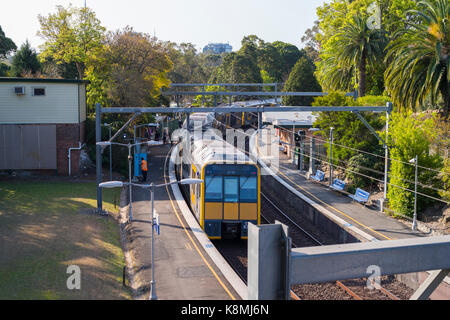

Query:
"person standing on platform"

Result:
[[141, 158, 148, 182]]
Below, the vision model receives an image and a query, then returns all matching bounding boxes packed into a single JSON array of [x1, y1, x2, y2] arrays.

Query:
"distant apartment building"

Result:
[[203, 43, 233, 54]]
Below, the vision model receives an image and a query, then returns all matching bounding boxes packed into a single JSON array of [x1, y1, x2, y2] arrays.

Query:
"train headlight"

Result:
[[242, 222, 248, 230]]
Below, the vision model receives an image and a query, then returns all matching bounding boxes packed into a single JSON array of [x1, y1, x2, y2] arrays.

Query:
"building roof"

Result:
[[0, 77, 90, 84], [262, 111, 318, 127]]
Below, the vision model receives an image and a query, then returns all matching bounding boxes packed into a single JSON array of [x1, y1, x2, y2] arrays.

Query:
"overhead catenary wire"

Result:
[[276, 124, 449, 176], [204, 107, 450, 205]]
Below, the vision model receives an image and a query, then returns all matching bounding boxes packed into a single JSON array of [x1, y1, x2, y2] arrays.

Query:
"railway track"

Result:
[[184, 119, 413, 299], [260, 191, 404, 300]]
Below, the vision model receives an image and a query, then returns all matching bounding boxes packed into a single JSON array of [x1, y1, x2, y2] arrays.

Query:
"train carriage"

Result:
[[179, 130, 261, 239]]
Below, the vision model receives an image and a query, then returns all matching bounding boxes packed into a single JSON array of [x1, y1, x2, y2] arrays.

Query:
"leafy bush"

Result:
[[346, 153, 384, 191], [383, 112, 443, 217]]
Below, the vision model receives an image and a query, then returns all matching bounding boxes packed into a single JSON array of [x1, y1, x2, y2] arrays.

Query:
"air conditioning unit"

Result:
[[14, 86, 25, 95]]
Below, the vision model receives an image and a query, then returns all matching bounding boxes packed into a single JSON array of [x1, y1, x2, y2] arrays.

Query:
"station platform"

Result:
[[253, 136, 428, 242], [126, 144, 242, 300]]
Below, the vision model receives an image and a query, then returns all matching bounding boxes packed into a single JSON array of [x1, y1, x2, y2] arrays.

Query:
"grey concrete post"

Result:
[[248, 222, 291, 300], [96, 103, 103, 213]]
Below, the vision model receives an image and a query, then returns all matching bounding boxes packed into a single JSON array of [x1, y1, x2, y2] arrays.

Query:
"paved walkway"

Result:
[[128, 144, 238, 300], [272, 151, 427, 241]]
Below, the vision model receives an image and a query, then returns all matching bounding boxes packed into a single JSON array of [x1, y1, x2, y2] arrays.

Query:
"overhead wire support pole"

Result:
[[384, 105, 392, 201], [95, 103, 103, 214]]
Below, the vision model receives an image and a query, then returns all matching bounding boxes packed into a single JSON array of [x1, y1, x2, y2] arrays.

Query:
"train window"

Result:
[[205, 176, 223, 202], [224, 176, 239, 203], [239, 176, 257, 202]]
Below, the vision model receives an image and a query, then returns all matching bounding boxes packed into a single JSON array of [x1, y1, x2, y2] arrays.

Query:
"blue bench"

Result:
[[310, 170, 325, 182], [330, 178, 346, 192], [349, 188, 370, 205]]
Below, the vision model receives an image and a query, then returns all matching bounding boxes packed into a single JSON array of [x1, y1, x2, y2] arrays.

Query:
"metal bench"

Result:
[[349, 188, 370, 205], [330, 178, 346, 192], [310, 170, 325, 182]]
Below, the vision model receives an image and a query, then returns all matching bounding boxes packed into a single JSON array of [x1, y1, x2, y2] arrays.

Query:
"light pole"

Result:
[[96, 140, 163, 222], [99, 178, 203, 300], [410, 155, 418, 231], [103, 123, 113, 181]]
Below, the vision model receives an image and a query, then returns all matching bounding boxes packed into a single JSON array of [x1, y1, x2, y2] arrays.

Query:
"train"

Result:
[[214, 99, 278, 132], [175, 113, 261, 240]]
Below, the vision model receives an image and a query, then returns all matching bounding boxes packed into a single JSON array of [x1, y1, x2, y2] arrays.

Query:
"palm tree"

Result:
[[385, 0, 449, 118], [333, 15, 387, 97]]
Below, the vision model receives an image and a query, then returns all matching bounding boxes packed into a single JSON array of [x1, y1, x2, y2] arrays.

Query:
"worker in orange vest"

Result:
[[141, 158, 148, 182]]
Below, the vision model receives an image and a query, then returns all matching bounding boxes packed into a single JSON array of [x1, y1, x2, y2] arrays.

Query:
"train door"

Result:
[[223, 176, 239, 220]]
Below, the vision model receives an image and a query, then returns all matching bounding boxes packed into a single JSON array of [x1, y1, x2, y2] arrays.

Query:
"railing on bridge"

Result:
[[247, 222, 450, 300]]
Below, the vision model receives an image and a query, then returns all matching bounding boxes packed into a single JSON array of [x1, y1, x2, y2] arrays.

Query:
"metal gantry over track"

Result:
[[95, 83, 392, 214]]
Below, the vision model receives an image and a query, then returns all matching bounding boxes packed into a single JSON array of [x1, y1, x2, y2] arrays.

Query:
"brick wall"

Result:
[[56, 123, 82, 176]]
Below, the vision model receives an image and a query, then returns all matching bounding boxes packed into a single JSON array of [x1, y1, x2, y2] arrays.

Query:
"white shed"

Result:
[[0, 78, 89, 175]]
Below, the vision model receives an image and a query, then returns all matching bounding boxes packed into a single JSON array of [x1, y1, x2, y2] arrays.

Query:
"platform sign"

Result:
[[153, 213, 160, 235], [134, 153, 148, 177]]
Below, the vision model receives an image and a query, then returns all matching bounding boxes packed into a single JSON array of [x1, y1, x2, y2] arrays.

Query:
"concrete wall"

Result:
[[262, 172, 362, 244]]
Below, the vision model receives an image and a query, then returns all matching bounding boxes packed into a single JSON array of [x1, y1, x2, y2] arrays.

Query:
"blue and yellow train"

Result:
[[177, 127, 261, 240]]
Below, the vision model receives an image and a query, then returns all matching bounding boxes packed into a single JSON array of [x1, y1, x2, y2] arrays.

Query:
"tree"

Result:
[[300, 20, 320, 63], [85, 27, 172, 109], [38, 5, 106, 79], [0, 25, 16, 59], [11, 41, 41, 77], [210, 51, 262, 85], [272, 41, 304, 81], [282, 57, 321, 106], [384, 0, 449, 118], [318, 15, 386, 97], [165, 42, 210, 83], [314, 0, 417, 94]]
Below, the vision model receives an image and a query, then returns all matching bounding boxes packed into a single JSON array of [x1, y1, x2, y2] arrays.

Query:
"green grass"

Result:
[[0, 180, 130, 300]]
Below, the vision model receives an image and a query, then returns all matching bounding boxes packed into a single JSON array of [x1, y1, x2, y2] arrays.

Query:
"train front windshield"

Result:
[[202, 164, 259, 238], [204, 165, 258, 204]]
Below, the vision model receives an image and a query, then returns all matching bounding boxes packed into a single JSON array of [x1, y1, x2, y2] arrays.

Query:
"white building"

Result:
[[0, 78, 89, 175]]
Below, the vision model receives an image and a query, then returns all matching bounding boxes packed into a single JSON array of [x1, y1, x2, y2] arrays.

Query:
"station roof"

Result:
[[262, 111, 318, 128]]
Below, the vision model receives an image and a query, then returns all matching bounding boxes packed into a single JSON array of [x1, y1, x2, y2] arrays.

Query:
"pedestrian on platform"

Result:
[[141, 158, 148, 182]]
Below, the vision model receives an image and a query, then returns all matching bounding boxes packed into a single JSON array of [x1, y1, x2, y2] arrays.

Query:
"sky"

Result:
[[1, 0, 327, 53]]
